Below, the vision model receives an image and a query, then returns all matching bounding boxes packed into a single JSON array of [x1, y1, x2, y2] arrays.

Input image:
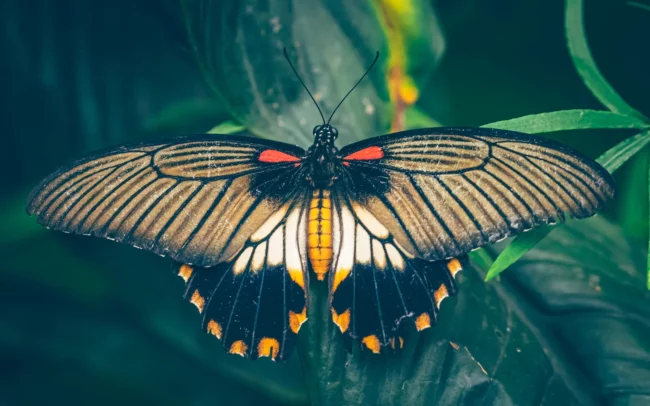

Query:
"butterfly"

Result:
[[26, 51, 615, 361]]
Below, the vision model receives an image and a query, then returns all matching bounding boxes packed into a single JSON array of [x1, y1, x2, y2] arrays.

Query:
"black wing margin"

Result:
[[338, 127, 615, 262]]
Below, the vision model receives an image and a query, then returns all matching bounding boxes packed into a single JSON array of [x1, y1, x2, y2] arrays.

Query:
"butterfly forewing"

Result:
[[27, 135, 306, 268], [338, 127, 615, 262]]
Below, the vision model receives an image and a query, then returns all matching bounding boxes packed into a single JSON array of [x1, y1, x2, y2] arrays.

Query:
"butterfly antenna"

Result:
[[283, 47, 326, 124], [327, 51, 380, 124]]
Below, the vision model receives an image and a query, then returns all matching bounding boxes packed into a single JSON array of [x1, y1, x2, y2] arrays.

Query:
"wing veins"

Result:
[[52, 167, 121, 231], [222, 254, 254, 345], [249, 244, 268, 358], [407, 174, 459, 255], [123, 180, 179, 244], [370, 240, 388, 344], [460, 173, 513, 229], [97, 173, 160, 236], [152, 184, 204, 248], [481, 166, 537, 226], [37, 155, 143, 216], [70, 166, 149, 233], [489, 158, 553, 219], [491, 156, 559, 217], [349, 170, 424, 257], [519, 155, 582, 216], [177, 179, 233, 257], [436, 175, 489, 243]]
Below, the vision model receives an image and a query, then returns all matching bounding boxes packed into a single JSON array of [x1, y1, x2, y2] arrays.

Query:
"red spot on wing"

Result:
[[343, 146, 384, 161], [259, 149, 301, 163]]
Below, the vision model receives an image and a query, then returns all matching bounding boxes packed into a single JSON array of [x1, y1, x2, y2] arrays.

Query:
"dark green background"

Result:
[[1, 1, 649, 405]]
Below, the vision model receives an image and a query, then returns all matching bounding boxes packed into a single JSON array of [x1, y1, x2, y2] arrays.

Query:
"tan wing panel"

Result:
[[340, 129, 615, 261], [27, 137, 304, 267]]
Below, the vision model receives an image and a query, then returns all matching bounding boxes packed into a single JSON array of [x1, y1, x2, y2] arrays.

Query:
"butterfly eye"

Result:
[[331, 127, 339, 137], [313, 125, 322, 135]]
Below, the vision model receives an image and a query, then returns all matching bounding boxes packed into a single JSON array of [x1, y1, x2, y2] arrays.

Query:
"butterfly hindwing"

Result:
[[328, 193, 463, 353], [174, 197, 309, 360]]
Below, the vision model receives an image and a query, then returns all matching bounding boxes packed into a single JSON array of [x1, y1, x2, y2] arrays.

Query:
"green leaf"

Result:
[[628, 1, 650, 12], [299, 217, 650, 404], [596, 130, 650, 173], [501, 218, 650, 404], [181, 0, 386, 147], [404, 105, 442, 129], [617, 152, 649, 240], [484, 226, 554, 281], [565, 0, 648, 122], [468, 248, 495, 274], [180, 0, 445, 147], [483, 109, 649, 134], [208, 120, 246, 134], [141, 99, 229, 136]]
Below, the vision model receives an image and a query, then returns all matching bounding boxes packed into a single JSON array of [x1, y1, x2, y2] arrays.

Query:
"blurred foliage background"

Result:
[[1, 0, 649, 405]]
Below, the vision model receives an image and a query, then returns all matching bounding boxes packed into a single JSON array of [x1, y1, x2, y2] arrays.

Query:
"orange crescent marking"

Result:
[[343, 146, 384, 161], [259, 149, 301, 163]]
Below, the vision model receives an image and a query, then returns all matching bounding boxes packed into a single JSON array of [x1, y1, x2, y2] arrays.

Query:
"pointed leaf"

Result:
[[484, 109, 649, 134], [628, 1, 650, 12], [566, 0, 648, 121], [597, 130, 650, 172], [485, 226, 555, 281], [208, 120, 246, 134]]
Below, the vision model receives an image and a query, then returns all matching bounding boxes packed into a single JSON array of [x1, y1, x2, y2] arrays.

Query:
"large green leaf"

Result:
[[494, 218, 650, 405], [297, 217, 650, 405], [181, 0, 385, 147], [180, 0, 445, 146]]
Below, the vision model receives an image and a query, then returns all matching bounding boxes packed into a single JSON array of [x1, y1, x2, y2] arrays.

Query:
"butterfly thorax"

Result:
[[305, 124, 340, 188], [301, 125, 339, 279]]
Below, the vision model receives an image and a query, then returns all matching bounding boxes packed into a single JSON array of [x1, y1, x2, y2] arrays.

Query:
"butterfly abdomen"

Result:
[[308, 189, 332, 280]]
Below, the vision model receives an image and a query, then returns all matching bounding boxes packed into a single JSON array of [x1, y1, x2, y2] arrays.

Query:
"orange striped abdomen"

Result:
[[308, 190, 332, 281]]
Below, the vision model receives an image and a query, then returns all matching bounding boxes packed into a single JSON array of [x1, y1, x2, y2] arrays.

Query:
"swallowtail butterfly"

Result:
[[26, 51, 615, 360]]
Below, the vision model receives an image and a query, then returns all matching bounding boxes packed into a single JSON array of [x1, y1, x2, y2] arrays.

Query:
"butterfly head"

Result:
[[313, 124, 338, 144]]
